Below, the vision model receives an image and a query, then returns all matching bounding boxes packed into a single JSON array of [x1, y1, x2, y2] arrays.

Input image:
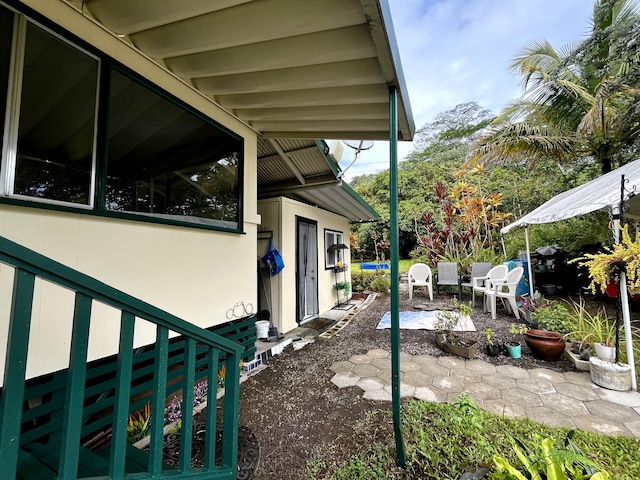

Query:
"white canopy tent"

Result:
[[500, 159, 640, 390]]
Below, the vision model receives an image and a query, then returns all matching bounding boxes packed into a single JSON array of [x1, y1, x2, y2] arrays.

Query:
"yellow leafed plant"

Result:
[[572, 225, 640, 294]]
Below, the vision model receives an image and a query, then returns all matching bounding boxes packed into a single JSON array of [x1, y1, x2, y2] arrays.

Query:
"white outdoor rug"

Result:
[[376, 310, 476, 331]]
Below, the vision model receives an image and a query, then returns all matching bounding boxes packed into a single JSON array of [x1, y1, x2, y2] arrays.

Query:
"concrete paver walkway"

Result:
[[330, 349, 640, 438]]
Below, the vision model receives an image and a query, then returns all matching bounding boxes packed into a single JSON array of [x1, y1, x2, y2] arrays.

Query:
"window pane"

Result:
[[106, 70, 242, 229], [0, 6, 13, 142], [14, 23, 98, 204]]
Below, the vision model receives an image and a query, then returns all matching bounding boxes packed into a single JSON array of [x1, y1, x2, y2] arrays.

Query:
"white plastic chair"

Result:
[[484, 266, 524, 320], [470, 264, 507, 307], [408, 263, 433, 300]]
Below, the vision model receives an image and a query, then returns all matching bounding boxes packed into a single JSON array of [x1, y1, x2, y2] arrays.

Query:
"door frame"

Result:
[[295, 216, 318, 324]]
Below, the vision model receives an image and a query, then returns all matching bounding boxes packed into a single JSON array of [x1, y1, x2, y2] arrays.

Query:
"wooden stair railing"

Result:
[[0, 235, 245, 479]]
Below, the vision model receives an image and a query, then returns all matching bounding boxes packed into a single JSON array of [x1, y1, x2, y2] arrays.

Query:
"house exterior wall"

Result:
[[257, 197, 351, 334], [0, 0, 260, 383]]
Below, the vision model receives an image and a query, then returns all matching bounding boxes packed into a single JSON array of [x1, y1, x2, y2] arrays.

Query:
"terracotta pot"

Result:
[[524, 329, 565, 362]]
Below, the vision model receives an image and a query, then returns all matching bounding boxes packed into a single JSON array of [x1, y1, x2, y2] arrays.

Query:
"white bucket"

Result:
[[255, 320, 270, 339]]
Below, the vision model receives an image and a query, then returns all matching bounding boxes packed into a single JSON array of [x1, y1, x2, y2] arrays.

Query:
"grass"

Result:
[[307, 393, 640, 479], [350, 259, 413, 276]]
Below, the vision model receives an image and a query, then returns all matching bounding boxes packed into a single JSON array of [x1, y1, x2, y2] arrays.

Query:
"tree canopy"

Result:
[[467, 0, 640, 174]]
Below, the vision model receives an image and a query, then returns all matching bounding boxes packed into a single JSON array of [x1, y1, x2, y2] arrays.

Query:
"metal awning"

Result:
[[74, 0, 414, 141], [256, 138, 379, 222]]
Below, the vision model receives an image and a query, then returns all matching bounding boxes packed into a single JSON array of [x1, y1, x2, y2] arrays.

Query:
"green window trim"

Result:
[[0, 2, 245, 233]]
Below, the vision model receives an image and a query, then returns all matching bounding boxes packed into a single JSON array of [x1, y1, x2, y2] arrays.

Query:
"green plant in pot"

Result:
[[335, 281, 351, 299], [505, 323, 527, 359], [485, 327, 500, 356], [434, 300, 477, 359], [564, 299, 616, 361]]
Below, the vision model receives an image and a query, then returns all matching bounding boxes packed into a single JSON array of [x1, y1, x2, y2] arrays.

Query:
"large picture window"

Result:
[[0, 7, 243, 231], [105, 70, 241, 228], [11, 20, 99, 205]]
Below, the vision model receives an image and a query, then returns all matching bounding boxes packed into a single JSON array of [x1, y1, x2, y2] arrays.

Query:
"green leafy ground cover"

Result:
[[308, 394, 639, 480]]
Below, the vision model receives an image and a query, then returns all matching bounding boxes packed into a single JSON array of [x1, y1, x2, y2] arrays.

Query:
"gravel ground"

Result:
[[238, 287, 603, 480]]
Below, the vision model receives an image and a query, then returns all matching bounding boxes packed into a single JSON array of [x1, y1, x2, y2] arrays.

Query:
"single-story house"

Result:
[[0, 0, 414, 478]]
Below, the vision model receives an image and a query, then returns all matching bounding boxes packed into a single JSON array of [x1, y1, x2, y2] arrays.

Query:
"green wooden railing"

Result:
[[0, 235, 244, 479]]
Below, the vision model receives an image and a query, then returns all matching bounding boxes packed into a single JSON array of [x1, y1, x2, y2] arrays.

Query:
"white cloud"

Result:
[[339, 0, 594, 181]]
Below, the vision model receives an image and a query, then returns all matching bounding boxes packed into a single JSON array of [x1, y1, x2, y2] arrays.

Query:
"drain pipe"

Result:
[[388, 86, 406, 467]]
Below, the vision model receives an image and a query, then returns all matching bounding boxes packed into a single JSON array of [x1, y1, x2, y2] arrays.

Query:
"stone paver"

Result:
[[330, 371, 359, 388], [465, 382, 502, 401], [572, 414, 632, 437], [539, 393, 590, 416], [483, 399, 527, 418], [329, 361, 353, 373], [501, 388, 544, 408], [349, 354, 373, 365], [327, 348, 640, 438], [371, 357, 392, 369], [529, 368, 567, 384], [411, 354, 438, 366], [403, 371, 434, 387], [356, 376, 385, 392], [585, 400, 640, 423], [352, 363, 379, 377], [554, 382, 600, 401], [432, 375, 467, 394], [437, 356, 466, 369], [421, 363, 451, 378], [482, 373, 517, 390], [367, 349, 389, 358], [414, 386, 448, 402], [384, 381, 415, 398], [465, 359, 496, 374], [495, 364, 530, 379], [516, 377, 556, 395], [526, 407, 577, 429], [400, 361, 423, 373]]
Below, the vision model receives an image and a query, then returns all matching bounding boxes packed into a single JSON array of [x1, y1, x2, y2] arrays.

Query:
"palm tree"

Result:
[[467, 0, 640, 175]]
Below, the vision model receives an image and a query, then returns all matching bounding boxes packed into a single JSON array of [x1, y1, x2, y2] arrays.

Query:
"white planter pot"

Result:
[[589, 357, 632, 391], [594, 342, 615, 362]]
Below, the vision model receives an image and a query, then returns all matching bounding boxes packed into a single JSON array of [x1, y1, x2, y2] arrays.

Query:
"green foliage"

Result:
[[490, 431, 611, 479], [127, 403, 152, 444], [530, 300, 573, 334], [564, 299, 617, 348], [485, 327, 495, 346], [313, 395, 639, 480], [369, 276, 391, 292], [334, 281, 351, 298]]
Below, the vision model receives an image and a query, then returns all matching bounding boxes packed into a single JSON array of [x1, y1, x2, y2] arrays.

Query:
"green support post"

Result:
[[389, 86, 406, 467]]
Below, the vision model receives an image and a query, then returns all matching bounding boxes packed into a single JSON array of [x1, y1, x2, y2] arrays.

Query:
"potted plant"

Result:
[[564, 299, 616, 361], [334, 281, 351, 299], [485, 327, 500, 356], [434, 300, 477, 359], [517, 293, 549, 326], [505, 323, 527, 358]]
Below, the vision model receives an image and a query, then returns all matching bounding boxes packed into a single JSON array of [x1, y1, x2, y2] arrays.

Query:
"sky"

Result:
[[337, 0, 596, 181]]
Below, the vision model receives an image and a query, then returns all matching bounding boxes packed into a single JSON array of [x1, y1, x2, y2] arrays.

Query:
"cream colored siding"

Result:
[[257, 197, 350, 334], [0, 0, 260, 383], [0, 204, 260, 382]]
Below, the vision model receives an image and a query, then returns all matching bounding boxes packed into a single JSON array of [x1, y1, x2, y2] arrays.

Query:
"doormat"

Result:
[[304, 317, 336, 333], [376, 311, 475, 331]]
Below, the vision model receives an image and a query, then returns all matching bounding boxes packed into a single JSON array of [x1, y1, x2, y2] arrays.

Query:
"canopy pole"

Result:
[[388, 86, 406, 465], [524, 226, 535, 297], [612, 204, 637, 390], [500, 235, 507, 257]]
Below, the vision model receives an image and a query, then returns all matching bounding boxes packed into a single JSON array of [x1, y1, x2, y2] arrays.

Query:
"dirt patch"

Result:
[[238, 290, 616, 479]]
